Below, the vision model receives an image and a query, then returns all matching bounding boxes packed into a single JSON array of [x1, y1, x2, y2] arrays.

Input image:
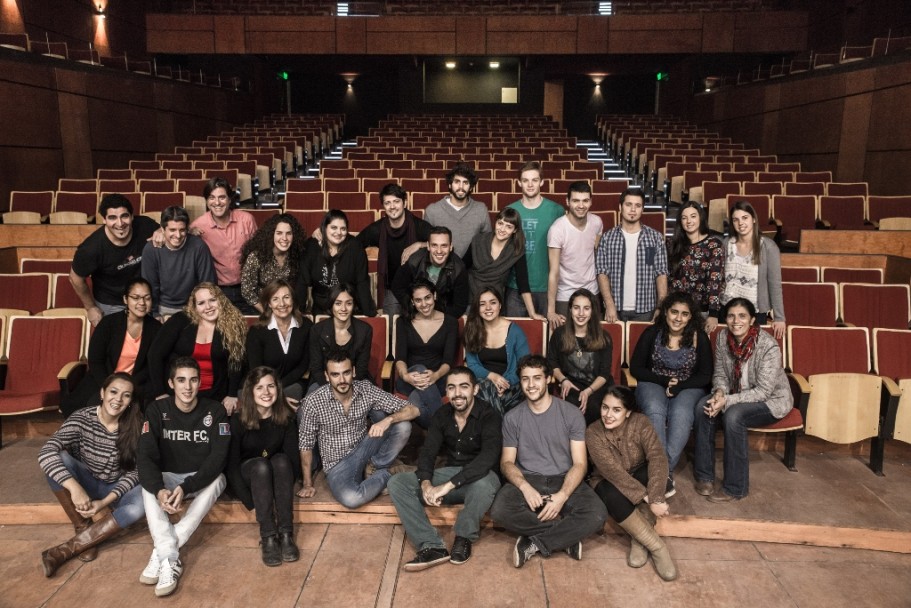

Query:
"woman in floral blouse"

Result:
[[667, 202, 725, 333]]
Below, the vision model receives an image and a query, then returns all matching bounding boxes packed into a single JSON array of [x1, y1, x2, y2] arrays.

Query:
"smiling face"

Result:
[[427, 232, 452, 267], [273, 221, 293, 256], [620, 194, 645, 226], [124, 283, 152, 319], [570, 294, 594, 330], [382, 194, 405, 223], [193, 288, 220, 323], [446, 372, 478, 413], [99, 378, 134, 420], [680, 206, 701, 237], [169, 367, 200, 410], [518, 169, 542, 200], [411, 286, 436, 318], [726, 304, 755, 342], [494, 218, 517, 242], [731, 209, 755, 240], [600, 394, 631, 430], [519, 365, 551, 405], [477, 290, 501, 323], [163, 219, 188, 250], [253, 374, 278, 411], [103, 206, 133, 246], [332, 290, 354, 323], [325, 218, 348, 248], [449, 175, 472, 202], [665, 301, 692, 336], [206, 187, 231, 220], [269, 286, 294, 321], [567, 190, 592, 221]]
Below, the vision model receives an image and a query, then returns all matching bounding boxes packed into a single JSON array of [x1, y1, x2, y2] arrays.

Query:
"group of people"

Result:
[[38, 165, 794, 595]]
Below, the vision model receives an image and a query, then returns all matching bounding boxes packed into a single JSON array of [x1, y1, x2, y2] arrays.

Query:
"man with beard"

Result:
[[387, 367, 502, 571], [423, 163, 491, 258], [391, 226, 469, 317]]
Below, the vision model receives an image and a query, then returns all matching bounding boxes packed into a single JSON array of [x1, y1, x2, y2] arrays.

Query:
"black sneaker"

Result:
[[449, 536, 472, 565], [261, 535, 282, 567], [279, 531, 300, 562], [665, 477, 677, 498], [403, 547, 450, 572], [564, 541, 583, 561], [513, 536, 538, 568]]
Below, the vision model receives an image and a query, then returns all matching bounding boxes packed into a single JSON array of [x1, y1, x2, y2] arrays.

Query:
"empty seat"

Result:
[[284, 191, 325, 211], [138, 179, 176, 193], [780, 282, 838, 327], [821, 267, 883, 284], [840, 283, 911, 331], [872, 329, 911, 449], [20, 259, 73, 274], [780, 266, 819, 282], [54, 191, 98, 216], [772, 195, 818, 246], [57, 179, 97, 192], [795, 171, 832, 183], [818, 195, 868, 230], [0, 273, 52, 313], [326, 192, 369, 210], [323, 178, 361, 193], [142, 191, 185, 214], [52, 273, 89, 309], [867, 195, 911, 226], [345, 210, 379, 234], [743, 181, 783, 196], [10, 191, 54, 217], [784, 182, 825, 196], [826, 182, 868, 197]]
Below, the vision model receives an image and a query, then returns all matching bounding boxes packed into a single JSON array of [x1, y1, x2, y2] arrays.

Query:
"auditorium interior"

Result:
[[1, 0, 911, 606]]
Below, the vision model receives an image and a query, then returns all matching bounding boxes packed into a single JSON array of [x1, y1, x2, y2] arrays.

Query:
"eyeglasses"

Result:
[[127, 295, 152, 302]]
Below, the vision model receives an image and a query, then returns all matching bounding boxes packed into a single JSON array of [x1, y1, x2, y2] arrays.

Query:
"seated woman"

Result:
[[308, 283, 373, 392], [226, 366, 302, 567], [241, 213, 308, 313], [148, 282, 247, 414], [694, 297, 793, 502], [38, 372, 145, 577], [246, 279, 313, 406], [630, 292, 712, 493], [546, 288, 613, 425], [61, 278, 161, 416], [463, 207, 545, 320], [667, 202, 725, 333], [298, 210, 376, 317], [394, 279, 458, 428], [464, 285, 529, 416], [586, 386, 676, 581]]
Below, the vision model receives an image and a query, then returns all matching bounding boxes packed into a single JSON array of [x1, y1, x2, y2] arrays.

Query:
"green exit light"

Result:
[[656, 72, 668, 81], [280, 71, 289, 80]]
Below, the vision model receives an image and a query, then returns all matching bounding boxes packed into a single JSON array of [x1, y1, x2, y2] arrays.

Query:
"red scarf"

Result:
[[727, 325, 759, 393]]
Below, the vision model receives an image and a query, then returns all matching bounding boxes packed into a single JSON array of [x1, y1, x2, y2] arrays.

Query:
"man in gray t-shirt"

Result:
[[489, 355, 607, 568]]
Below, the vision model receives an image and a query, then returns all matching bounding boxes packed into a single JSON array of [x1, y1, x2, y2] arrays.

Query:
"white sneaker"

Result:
[[139, 550, 160, 585], [154, 558, 182, 597]]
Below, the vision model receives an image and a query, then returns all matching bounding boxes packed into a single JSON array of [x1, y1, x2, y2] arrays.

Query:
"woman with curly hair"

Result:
[[297, 209, 376, 317], [667, 202, 725, 333], [241, 213, 308, 313], [629, 291, 712, 495], [148, 282, 248, 414]]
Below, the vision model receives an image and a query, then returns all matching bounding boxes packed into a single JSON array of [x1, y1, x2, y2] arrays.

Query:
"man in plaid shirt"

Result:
[[595, 188, 668, 322], [297, 349, 419, 508]]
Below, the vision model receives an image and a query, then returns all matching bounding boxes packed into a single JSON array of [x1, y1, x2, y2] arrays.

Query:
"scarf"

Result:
[[378, 210, 416, 289], [727, 325, 760, 393], [467, 231, 523, 300]]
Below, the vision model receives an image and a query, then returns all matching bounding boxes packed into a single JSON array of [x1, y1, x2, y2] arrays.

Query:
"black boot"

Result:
[[261, 535, 282, 567], [41, 512, 121, 577], [279, 530, 300, 562]]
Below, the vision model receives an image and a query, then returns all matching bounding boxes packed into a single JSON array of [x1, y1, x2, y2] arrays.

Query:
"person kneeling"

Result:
[[388, 367, 502, 571], [137, 357, 230, 598]]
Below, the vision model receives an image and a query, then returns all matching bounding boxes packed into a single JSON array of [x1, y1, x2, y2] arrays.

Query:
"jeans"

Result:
[[220, 284, 256, 315], [396, 364, 444, 429], [505, 288, 547, 318], [142, 471, 226, 562], [636, 382, 706, 474], [387, 467, 501, 550], [325, 420, 412, 509], [593, 463, 649, 522], [46, 451, 145, 528], [694, 397, 777, 498], [618, 310, 654, 322], [241, 453, 295, 538], [489, 474, 607, 555], [96, 301, 126, 316]]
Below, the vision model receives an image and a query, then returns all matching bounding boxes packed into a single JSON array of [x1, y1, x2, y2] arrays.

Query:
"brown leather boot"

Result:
[[627, 502, 654, 568], [51, 489, 98, 562], [41, 512, 122, 577]]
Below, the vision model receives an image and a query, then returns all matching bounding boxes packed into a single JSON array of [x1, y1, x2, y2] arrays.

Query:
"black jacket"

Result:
[[391, 249, 469, 317], [308, 317, 373, 388], [298, 237, 376, 317], [245, 319, 313, 388]]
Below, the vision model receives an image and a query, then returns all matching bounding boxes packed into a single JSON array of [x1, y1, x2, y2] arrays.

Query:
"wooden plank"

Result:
[[375, 526, 405, 608], [0, 226, 96, 248], [800, 230, 911, 259]]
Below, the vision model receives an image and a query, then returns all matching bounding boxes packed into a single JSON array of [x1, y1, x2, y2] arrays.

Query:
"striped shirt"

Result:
[[38, 407, 139, 499], [595, 225, 668, 314]]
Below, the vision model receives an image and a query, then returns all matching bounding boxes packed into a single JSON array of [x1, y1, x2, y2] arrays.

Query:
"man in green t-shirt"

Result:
[[505, 161, 565, 317]]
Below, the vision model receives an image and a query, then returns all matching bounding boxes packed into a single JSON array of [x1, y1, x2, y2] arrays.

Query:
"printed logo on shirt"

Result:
[[203, 413, 213, 427], [161, 412, 169, 421], [116, 255, 142, 272], [141, 421, 149, 434], [219, 423, 230, 436]]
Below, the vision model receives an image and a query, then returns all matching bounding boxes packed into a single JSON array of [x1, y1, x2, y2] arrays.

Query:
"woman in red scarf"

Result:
[[693, 297, 793, 502]]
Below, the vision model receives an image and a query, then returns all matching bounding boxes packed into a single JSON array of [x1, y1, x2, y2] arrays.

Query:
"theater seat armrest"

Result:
[[819, 220, 832, 229], [622, 369, 638, 388], [771, 218, 783, 227], [788, 372, 811, 393], [381, 360, 393, 380], [881, 376, 901, 398], [58, 360, 87, 395], [881, 377, 901, 438]]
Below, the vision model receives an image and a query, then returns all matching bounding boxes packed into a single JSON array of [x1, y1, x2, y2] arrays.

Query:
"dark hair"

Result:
[[619, 186, 645, 207], [428, 225, 452, 241], [567, 181, 592, 197], [517, 354, 551, 377], [237, 366, 293, 430], [464, 285, 504, 353], [446, 163, 478, 188], [494, 207, 526, 257], [379, 183, 408, 203], [325, 347, 353, 367], [98, 193, 134, 217], [559, 289, 609, 354], [446, 366, 477, 387], [203, 176, 235, 200], [519, 160, 543, 178], [169, 356, 200, 380], [668, 202, 710, 274], [241, 213, 307, 282], [256, 279, 303, 327], [320, 209, 350, 259], [602, 385, 639, 413], [723, 297, 757, 321], [160, 205, 190, 229], [123, 277, 152, 298], [328, 283, 356, 322], [655, 291, 703, 348], [101, 372, 142, 471], [729, 200, 762, 263], [405, 278, 437, 320]]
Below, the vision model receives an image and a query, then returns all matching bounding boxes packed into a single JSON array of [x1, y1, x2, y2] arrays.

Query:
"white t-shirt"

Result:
[[547, 214, 603, 301], [621, 228, 640, 311]]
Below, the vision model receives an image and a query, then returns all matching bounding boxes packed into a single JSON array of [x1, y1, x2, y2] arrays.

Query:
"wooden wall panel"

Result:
[[702, 13, 734, 53], [336, 18, 366, 54], [576, 17, 609, 54], [214, 16, 246, 54], [609, 30, 703, 54], [455, 17, 485, 55], [837, 94, 872, 182], [58, 91, 92, 178]]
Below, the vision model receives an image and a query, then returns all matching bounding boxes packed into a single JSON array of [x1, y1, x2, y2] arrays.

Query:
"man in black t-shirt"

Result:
[[69, 193, 160, 327]]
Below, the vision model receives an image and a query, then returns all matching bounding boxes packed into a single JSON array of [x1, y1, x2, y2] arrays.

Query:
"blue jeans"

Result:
[[636, 382, 706, 474], [694, 396, 777, 498], [618, 310, 654, 322], [96, 301, 126, 317], [387, 467, 501, 550], [46, 451, 145, 528], [505, 288, 547, 318], [396, 364, 444, 429], [325, 420, 412, 509]]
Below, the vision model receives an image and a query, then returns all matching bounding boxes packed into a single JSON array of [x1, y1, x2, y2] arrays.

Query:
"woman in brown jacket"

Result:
[[586, 385, 677, 581]]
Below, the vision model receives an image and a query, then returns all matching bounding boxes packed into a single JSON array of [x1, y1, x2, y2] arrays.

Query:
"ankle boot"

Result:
[[626, 503, 654, 568], [51, 489, 98, 562], [618, 510, 678, 581], [41, 512, 122, 577]]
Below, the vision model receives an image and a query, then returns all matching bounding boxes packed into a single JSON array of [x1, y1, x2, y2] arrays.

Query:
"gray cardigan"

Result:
[[712, 329, 793, 419], [723, 236, 786, 322]]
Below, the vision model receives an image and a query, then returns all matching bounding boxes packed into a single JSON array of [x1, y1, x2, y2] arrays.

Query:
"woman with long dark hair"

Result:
[[546, 288, 613, 425], [226, 367, 301, 566], [241, 213, 308, 312], [667, 202, 725, 333], [39, 372, 145, 576], [308, 283, 374, 392]]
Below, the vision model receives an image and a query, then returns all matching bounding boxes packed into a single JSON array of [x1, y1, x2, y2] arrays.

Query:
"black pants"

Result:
[[593, 463, 649, 522], [241, 453, 294, 538]]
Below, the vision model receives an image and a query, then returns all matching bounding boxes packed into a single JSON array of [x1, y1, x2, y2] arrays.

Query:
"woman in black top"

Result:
[[394, 279, 458, 428], [62, 278, 161, 416], [308, 283, 373, 392], [245, 279, 313, 407], [546, 288, 613, 425], [226, 366, 301, 567], [298, 209, 376, 317]]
